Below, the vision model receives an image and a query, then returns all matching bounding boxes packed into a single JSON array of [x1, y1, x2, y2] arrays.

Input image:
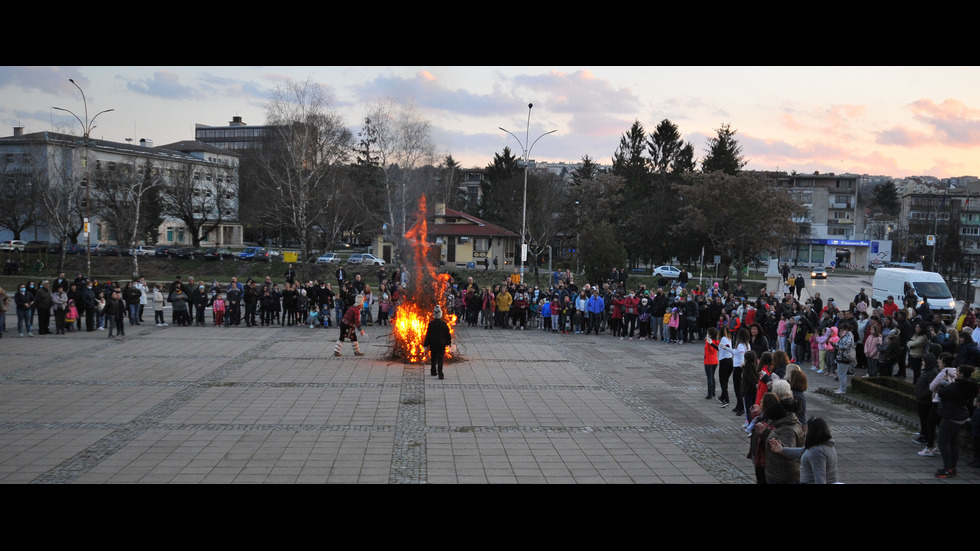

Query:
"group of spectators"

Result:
[[1, 264, 414, 339], [443, 264, 980, 482]]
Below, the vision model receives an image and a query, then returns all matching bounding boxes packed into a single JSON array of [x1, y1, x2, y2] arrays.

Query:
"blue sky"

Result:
[[3, 66, 979, 179]]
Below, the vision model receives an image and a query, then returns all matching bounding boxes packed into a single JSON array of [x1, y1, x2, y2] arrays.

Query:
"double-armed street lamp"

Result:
[[499, 103, 556, 285], [53, 78, 114, 283]]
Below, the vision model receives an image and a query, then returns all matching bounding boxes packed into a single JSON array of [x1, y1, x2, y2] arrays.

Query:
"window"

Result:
[[4, 153, 13, 164], [166, 227, 174, 242], [474, 237, 489, 252]]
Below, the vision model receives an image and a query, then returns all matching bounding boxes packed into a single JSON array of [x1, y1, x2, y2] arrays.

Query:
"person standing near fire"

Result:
[[334, 294, 366, 357], [424, 305, 452, 379]]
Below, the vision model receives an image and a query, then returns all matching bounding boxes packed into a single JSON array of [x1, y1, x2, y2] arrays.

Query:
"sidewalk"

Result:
[[0, 320, 975, 484]]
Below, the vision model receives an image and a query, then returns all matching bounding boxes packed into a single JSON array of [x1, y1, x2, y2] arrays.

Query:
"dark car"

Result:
[[203, 248, 235, 261], [65, 243, 86, 255], [103, 245, 122, 256], [238, 246, 271, 262], [155, 246, 175, 258], [23, 240, 51, 253], [174, 247, 203, 259]]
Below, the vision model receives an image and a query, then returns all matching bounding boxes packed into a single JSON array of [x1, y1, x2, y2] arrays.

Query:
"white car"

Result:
[[0, 239, 26, 251], [316, 253, 342, 264], [129, 245, 156, 256], [653, 265, 682, 278], [347, 253, 385, 266]]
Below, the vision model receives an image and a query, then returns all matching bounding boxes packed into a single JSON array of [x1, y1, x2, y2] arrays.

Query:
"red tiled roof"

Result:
[[429, 208, 519, 238]]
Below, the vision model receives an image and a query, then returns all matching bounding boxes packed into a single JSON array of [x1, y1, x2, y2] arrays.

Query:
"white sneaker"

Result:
[[98, 327, 105, 331], [163, 323, 169, 327], [918, 447, 935, 457], [833, 389, 845, 395]]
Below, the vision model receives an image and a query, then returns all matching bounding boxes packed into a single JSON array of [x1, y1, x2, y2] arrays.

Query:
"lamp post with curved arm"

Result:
[[499, 103, 556, 285], [53, 78, 114, 283]]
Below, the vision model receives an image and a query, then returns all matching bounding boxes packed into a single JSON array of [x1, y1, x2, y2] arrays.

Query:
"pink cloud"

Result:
[[908, 98, 980, 146]]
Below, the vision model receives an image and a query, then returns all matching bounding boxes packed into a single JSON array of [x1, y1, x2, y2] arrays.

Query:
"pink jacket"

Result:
[[864, 334, 881, 359]]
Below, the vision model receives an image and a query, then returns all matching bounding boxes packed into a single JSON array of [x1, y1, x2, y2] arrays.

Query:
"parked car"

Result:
[[810, 267, 828, 279], [155, 245, 175, 258], [23, 240, 53, 253], [174, 247, 203, 259], [0, 239, 27, 251], [238, 246, 271, 262], [267, 248, 283, 261], [347, 253, 385, 266], [90, 243, 110, 256], [316, 253, 342, 264], [203, 248, 235, 261], [129, 245, 156, 256], [65, 243, 87, 255], [653, 265, 682, 279], [103, 245, 126, 256]]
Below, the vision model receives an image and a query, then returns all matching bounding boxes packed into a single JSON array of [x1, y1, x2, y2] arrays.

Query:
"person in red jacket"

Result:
[[882, 295, 899, 318], [704, 327, 720, 399], [334, 295, 366, 357], [622, 291, 640, 340], [610, 292, 625, 338]]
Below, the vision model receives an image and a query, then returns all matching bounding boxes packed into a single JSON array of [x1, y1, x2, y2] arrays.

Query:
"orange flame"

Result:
[[391, 195, 457, 363]]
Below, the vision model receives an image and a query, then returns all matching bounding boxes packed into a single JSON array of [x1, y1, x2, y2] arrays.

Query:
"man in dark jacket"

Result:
[[934, 364, 979, 478], [34, 280, 53, 334], [895, 310, 913, 378], [14, 283, 35, 336], [79, 282, 96, 332], [225, 285, 241, 326], [243, 281, 259, 327], [423, 305, 452, 380]]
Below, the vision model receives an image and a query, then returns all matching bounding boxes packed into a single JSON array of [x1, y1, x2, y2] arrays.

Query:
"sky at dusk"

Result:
[[2, 66, 979, 179]]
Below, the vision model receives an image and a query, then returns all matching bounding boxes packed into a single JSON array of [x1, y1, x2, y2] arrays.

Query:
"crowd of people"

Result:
[[0, 263, 410, 338], [4, 260, 978, 482], [443, 264, 980, 482]]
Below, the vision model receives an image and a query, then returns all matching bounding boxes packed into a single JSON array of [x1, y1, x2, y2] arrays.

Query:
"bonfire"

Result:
[[389, 195, 458, 363]]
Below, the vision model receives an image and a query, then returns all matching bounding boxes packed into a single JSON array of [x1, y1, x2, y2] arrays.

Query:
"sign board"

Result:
[[927, 235, 936, 246], [714, 255, 721, 264], [521, 243, 527, 262]]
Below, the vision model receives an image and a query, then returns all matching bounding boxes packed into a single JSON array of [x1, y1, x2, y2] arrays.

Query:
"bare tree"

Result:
[[0, 158, 40, 240], [160, 161, 237, 248], [32, 144, 85, 273], [357, 98, 437, 259], [256, 78, 354, 262], [676, 171, 803, 284], [89, 156, 162, 277]]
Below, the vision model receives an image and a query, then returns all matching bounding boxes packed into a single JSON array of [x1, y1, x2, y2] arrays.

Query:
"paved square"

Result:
[[0, 321, 976, 483]]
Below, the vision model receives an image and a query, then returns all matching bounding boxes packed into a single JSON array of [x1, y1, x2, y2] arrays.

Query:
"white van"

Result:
[[871, 267, 956, 322]]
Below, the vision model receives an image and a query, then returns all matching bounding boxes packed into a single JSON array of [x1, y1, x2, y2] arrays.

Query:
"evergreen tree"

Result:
[[571, 155, 599, 187], [611, 121, 650, 269], [479, 146, 522, 225], [871, 181, 901, 217], [701, 123, 746, 175], [648, 119, 696, 175]]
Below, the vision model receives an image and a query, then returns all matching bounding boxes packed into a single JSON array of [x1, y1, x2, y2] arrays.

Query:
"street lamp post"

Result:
[[53, 79, 114, 284], [499, 103, 555, 285]]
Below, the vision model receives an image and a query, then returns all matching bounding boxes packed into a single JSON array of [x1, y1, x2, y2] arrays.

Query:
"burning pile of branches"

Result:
[[388, 195, 458, 363]]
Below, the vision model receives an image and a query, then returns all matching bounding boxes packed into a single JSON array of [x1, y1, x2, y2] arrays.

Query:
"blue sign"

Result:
[[808, 239, 870, 247]]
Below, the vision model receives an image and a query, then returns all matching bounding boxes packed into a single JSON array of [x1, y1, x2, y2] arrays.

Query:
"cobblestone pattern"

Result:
[[389, 362, 427, 484], [28, 330, 288, 484], [551, 336, 756, 484]]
